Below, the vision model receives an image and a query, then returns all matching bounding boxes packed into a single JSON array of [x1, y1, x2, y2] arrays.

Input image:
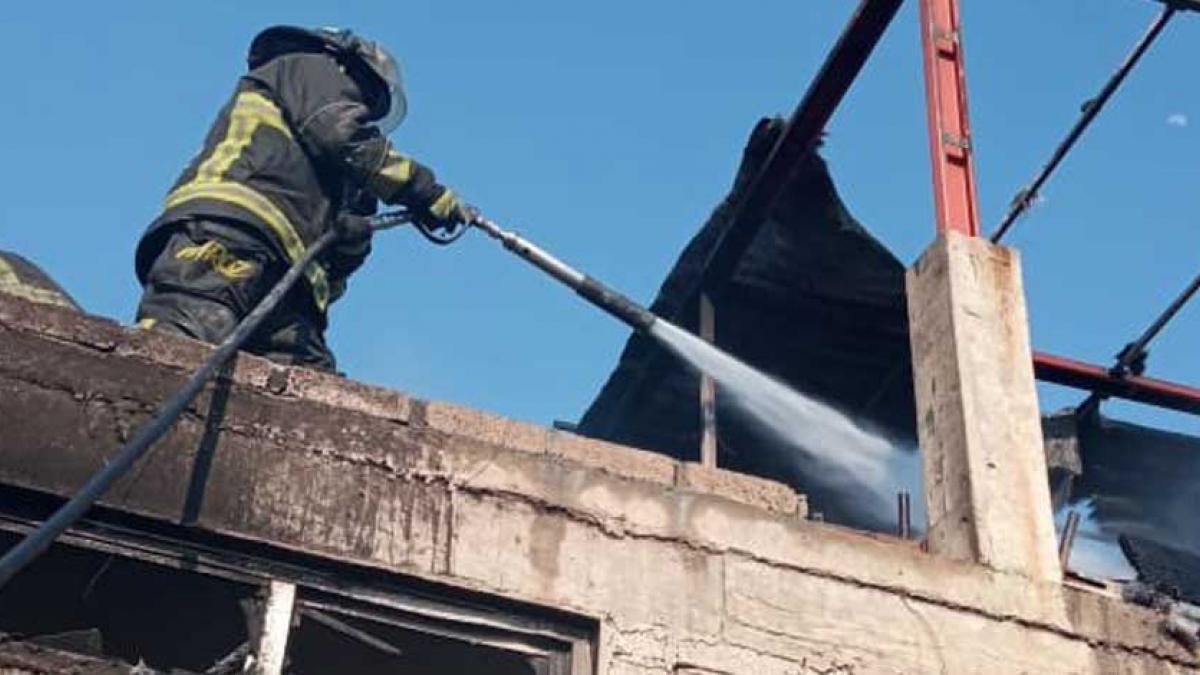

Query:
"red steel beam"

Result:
[[1033, 351, 1200, 415], [920, 0, 982, 236]]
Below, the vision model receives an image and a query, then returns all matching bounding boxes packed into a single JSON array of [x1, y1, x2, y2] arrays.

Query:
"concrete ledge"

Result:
[[674, 462, 803, 516], [546, 428, 678, 488], [0, 291, 804, 534], [0, 291, 1196, 674]]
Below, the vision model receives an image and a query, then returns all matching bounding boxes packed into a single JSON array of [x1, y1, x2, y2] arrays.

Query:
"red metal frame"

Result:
[[1033, 352, 1200, 416], [920, 0, 981, 235], [917, 0, 1200, 415]]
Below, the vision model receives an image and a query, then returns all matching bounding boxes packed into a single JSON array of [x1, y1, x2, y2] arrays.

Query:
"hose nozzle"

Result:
[[468, 212, 657, 333]]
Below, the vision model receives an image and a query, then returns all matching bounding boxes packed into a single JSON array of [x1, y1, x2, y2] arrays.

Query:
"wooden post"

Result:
[[699, 294, 718, 467], [254, 580, 296, 675]]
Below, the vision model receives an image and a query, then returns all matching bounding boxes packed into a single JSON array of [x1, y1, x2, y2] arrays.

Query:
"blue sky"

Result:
[[2, 1, 1197, 435]]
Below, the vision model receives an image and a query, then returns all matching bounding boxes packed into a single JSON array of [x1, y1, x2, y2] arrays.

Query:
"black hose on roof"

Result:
[[0, 228, 341, 589]]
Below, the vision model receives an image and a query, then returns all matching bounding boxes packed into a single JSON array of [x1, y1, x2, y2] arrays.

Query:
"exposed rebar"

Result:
[[1058, 509, 1082, 569]]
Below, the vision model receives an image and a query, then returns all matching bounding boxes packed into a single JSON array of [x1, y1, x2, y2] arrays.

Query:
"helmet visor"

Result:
[[361, 41, 407, 134]]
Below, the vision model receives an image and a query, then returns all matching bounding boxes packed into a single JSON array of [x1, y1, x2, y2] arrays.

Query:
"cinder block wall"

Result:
[[0, 293, 1195, 674]]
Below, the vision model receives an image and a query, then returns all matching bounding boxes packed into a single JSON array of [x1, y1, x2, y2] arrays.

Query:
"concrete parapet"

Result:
[[0, 291, 1194, 673]]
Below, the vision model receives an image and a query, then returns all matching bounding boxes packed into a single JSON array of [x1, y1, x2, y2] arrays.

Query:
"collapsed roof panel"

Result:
[[1121, 535, 1200, 606], [1080, 416, 1200, 554], [578, 118, 916, 528]]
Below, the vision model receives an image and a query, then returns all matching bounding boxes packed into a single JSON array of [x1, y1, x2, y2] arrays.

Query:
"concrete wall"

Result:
[[0, 292, 1195, 674]]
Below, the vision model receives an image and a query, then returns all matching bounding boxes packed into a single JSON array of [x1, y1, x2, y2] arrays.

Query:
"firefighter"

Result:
[[134, 26, 470, 371], [0, 251, 81, 311]]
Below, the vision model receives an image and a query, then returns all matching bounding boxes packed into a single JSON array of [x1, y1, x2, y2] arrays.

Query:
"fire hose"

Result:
[[0, 212, 414, 587], [0, 209, 667, 588]]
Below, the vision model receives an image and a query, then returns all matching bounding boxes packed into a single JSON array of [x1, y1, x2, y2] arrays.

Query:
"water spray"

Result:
[[0, 210, 911, 590], [468, 214, 913, 526]]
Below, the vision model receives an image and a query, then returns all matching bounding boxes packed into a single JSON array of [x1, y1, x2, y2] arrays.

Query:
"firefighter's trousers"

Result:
[[135, 218, 336, 371]]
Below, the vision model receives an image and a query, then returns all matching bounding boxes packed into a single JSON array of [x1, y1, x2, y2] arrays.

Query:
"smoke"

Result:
[[1056, 499, 1136, 580], [649, 320, 919, 527]]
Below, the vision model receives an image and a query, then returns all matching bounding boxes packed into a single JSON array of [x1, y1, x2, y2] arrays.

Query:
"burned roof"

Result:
[[577, 118, 916, 529], [1121, 535, 1200, 606], [1078, 415, 1200, 554], [577, 118, 1200, 545]]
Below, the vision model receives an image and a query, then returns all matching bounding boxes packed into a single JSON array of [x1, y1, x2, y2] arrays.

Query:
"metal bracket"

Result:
[[932, 24, 960, 51], [941, 130, 972, 150]]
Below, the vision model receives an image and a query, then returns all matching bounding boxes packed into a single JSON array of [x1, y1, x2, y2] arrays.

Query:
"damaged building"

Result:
[[2, 265, 1199, 673], [3, 0, 1200, 672]]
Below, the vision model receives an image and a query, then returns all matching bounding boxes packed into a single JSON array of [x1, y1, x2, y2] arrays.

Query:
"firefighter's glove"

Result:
[[334, 213, 374, 243], [416, 186, 470, 233]]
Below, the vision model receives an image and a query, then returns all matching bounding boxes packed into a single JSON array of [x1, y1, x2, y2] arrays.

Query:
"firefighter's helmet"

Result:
[[248, 25, 407, 133]]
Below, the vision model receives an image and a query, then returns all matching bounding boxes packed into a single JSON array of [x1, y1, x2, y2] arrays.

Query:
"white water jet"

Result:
[[649, 320, 920, 526]]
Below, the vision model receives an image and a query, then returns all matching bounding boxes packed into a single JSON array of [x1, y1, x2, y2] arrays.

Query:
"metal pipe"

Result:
[[990, 7, 1176, 243], [0, 229, 341, 589], [1058, 509, 1082, 569], [302, 607, 404, 658], [1123, 271, 1200, 369], [473, 217, 658, 332], [1158, 0, 1200, 13], [897, 491, 912, 539]]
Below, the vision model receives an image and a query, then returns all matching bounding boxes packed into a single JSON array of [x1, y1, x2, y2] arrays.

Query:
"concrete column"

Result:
[[906, 232, 1060, 582], [253, 580, 296, 675]]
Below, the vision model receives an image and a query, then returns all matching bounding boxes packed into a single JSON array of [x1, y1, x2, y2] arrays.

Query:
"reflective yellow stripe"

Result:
[[239, 92, 292, 137], [0, 257, 75, 308], [0, 257, 18, 288], [378, 150, 413, 183], [165, 90, 329, 311], [174, 241, 256, 280], [195, 92, 293, 182], [369, 149, 415, 200], [429, 188, 457, 219], [165, 181, 330, 311]]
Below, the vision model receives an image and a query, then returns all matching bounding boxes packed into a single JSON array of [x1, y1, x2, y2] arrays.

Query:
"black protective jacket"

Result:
[[136, 52, 439, 314]]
